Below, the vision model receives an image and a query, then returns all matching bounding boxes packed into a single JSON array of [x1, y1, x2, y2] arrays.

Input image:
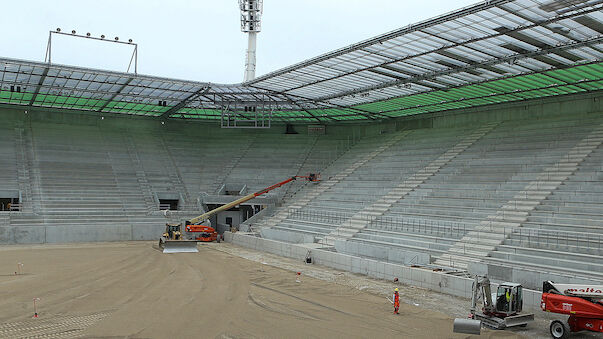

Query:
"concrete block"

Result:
[[223, 231, 233, 242], [512, 268, 540, 291], [0, 226, 45, 244], [451, 276, 466, 296]]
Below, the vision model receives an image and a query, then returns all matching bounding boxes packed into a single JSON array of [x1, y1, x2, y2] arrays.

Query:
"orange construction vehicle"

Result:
[[185, 224, 218, 242], [541, 281, 603, 338], [164, 174, 320, 250]]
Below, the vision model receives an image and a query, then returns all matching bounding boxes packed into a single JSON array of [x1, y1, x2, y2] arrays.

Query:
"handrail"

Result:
[[287, 208, 469, 237]]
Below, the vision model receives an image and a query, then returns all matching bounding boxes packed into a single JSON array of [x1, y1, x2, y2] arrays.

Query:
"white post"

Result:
[[33, 298, 40, 318], [240, 0, 262, 82], [244, 32, 257, 82]]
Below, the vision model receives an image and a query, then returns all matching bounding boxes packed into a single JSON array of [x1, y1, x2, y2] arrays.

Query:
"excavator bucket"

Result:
[[159, 239, 199, 253]]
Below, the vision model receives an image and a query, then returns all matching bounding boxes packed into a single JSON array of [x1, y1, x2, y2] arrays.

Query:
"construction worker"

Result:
[[393, 288, 400, 314]]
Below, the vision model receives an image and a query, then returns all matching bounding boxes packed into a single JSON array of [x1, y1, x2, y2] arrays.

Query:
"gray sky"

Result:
[[0, 0, 477, 84]]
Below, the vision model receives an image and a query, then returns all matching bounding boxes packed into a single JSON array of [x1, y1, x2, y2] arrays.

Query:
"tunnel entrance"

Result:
[[0, 197, 19, 211], [159, 199, 179, 211]]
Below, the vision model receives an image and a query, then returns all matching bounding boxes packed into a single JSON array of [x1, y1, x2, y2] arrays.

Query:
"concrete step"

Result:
[[479, 220, 521, 228]]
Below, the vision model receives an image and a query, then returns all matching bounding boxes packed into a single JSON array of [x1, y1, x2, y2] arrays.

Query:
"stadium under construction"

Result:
[[0, 0, 602, 338]]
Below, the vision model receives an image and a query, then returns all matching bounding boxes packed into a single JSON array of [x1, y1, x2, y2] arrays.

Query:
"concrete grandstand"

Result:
[[0, 0, 602, 314]]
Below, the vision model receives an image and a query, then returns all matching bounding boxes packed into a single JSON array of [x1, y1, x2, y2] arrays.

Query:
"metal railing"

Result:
[[368, 215, 468, 239], [288, 209, 354, 225], [511, 227, 603, 251], [287, 208, 470, 238]]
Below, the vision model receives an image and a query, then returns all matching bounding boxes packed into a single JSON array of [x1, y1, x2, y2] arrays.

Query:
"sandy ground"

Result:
[[0, 241, 527, 339], [210, 243, 600, 339]]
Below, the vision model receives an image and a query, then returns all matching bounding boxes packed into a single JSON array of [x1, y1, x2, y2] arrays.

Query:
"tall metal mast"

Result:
[[239, 0, 263, 82]]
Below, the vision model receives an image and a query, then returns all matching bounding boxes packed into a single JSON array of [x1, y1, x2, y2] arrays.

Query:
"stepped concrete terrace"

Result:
[[158, 131, 256, 203], [483, 125, 603, 282], [322, 122, 499, 246], [330, 115, 601, 274], [222, 134, 321, 193], [255, 129, 416, 237], [254, 114, 603, 284], [258, 124, 485, 241], [436, 120, 603, 271], [0, 120, 352, 243], [0, 123, 19, 204]]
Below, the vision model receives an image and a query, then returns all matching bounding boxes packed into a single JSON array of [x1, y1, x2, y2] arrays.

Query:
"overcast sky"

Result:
[[0, 0, 477, 84]]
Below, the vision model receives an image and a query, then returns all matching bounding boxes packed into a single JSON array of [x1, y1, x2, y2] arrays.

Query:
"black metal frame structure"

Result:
[[0, 0, 601, 122]]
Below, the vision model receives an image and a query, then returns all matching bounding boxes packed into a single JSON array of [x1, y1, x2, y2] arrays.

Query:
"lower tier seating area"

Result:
[[259, 113, 603, 283], [0, 120, 341, 243]]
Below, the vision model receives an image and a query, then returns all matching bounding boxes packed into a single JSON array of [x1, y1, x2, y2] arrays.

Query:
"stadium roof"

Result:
[[1, 0, 602, 123]]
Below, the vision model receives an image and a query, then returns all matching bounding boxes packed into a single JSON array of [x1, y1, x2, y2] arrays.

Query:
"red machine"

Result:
[[541, 281, 603, 338], [183, 174, 320, 242], [185, 224, 218, 242]]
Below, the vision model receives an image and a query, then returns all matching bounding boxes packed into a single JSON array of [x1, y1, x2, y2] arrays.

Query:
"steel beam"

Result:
[[315, 37, 603, 102], [249, 5, 601, 95], [159, 86, 210, 118], [246, 0, 513, 84], [97, 77, 134, 112], [28, 66, 49, 106]]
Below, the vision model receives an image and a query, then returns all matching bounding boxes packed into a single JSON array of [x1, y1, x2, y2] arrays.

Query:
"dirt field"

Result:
[[0, 242, 523, 339]]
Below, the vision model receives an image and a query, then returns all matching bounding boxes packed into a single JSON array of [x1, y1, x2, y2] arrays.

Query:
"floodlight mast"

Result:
[[240, 0, 263, 82]]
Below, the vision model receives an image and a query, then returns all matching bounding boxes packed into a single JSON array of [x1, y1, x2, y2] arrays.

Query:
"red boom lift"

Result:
[[541, 281, 603, 338]]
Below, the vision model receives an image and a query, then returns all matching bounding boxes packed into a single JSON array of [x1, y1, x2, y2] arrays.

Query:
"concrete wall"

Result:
[[396, 92, 602, 130], [0, 222, 164, 244], [224, 232, 544, 310], [469, 262, 602, 290], [259, 228, 315, 244], [216, 210, 243, 228], [334, 240, 431, 266]]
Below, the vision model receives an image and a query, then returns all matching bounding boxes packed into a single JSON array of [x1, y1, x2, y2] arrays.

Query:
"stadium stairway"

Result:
[[0, 126, 19, 204], [211, 134, 258, 193], [322, 122, 499, 246], [435, 122, 603, 269], [122, 133, 156, 212], [155, 133, 194, 210], [257, 130, 411, 232], [14, 121, 42, 214], [222, 134, 321, 193], [282, 135, 320, 199]]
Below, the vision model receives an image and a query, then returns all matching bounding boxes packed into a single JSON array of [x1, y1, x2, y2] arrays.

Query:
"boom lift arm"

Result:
[[160, 174, 320, 250], [187, 174, 319, 226]]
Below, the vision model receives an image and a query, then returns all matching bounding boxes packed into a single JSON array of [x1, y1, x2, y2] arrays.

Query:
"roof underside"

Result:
[[1, 0, 602, 123]]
